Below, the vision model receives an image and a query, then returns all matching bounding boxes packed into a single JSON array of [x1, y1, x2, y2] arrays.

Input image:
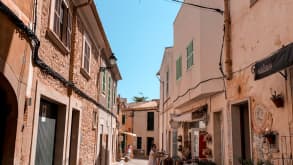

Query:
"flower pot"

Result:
[[271, 97, 284, 108]]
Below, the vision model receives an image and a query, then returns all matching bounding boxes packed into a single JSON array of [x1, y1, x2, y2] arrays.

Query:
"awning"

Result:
[[172, 105, 208, 122], [254, 42, 293, 80], [119, 131, 137, 137]]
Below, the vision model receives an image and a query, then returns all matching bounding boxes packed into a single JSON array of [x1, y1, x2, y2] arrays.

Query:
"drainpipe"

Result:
[[224, 0, 232, 80], [156, 74, 164, 151]]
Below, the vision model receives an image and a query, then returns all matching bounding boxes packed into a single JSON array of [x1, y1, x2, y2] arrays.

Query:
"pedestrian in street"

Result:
[[148, 144, 158, 165]]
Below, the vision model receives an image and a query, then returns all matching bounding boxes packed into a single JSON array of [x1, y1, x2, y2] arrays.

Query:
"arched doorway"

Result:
[[0, 73, 18, 164]]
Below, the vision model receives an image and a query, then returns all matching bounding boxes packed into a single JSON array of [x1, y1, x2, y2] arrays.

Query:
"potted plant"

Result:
[[270, 90, 284, 108], [263, 130, 277, 145], [202, 148, 212, 157], [203, 134, 212, 143]]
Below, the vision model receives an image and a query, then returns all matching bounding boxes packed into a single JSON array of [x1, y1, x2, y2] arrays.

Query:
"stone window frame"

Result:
[[48, 0, 72, 54], [80, 33, 91, 79]]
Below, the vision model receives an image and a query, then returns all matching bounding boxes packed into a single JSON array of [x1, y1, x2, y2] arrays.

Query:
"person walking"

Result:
[[148, 144, 158, 165]]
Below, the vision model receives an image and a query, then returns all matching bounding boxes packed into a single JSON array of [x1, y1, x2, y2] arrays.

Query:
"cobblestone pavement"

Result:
[[112, 159, 148, 165]]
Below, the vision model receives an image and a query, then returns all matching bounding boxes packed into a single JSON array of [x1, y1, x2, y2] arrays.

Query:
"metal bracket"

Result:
[[278, 70, 287, 80]]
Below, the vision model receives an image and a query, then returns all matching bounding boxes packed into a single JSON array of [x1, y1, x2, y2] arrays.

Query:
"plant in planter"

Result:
[[263, 130, 278, 145], [203, 133, 212, 143], [202, 148, 212, 157], [270, 90, 284, 108]]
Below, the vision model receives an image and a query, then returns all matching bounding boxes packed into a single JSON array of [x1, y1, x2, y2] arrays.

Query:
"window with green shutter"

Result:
[[176, 56, 182, 80], [102, 71, 106, 92], [166, 70, 169, 96], [107, 77, 111, 109], [187, 40, 194, 69]]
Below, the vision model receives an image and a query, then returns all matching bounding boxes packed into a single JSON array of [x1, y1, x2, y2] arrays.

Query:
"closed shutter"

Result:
[[176, 56, 182, 80], [187, 41, 194, 69], [53, 0, 61, 37]]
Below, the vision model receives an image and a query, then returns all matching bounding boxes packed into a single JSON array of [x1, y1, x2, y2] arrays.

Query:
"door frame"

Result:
[[229, 98, 252, 164], [30, 81, 69, 165]]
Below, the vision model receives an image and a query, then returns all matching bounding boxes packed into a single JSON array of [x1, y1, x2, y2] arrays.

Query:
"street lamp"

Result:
[[100, 53, 117, 72]]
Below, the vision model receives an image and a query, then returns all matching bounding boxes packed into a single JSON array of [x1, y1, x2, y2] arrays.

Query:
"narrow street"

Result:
[[112, 159, 148, 165]]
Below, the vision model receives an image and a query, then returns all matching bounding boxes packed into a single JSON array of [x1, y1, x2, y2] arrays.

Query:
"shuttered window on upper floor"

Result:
[[53, 0, 72, 49], [187, 40, 194, 69], [176, 56, 182, 80], [82, 36, 91, 74]]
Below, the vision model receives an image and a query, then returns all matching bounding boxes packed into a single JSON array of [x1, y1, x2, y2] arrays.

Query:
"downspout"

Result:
[[224, 0, 232, 80], [0, 0, 117, 118]]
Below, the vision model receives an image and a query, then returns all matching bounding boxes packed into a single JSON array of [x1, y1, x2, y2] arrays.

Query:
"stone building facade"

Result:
[[0, 0, 34, 164], [0, 0, 121, 164]]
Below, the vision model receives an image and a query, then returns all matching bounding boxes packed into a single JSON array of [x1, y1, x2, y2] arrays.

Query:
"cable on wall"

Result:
[[169, 0, 224, 15]]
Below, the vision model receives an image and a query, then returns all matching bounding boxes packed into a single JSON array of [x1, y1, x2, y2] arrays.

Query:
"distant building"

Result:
[[120, 99, 160, 158]]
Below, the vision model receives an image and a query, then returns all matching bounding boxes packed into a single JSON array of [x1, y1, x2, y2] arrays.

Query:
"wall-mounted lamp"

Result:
[[100, 53, 117, 72]]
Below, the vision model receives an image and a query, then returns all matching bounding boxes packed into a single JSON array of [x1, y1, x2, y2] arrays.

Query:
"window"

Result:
[[147, 112, 154, 131], [122, 115, 126, 125], [187, 40, 194, 69], [137, 137, 142, 149], [166, 70, 169, 97], [102, 71, 106, 92], [176, 56, 182, 80], [52, 0, 72, 48], [107, 77, 112, 109], [82, 36, 91, 74], [112, 83, 116, 105]]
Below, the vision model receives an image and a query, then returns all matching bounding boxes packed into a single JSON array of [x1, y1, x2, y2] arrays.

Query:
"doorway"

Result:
[[231, 101, 251, 165], [147, 137, 154, 155], [35, 99, 66, 165], [0, 74, 18, 165], [69, 109, 80, 165], [214, 111, 224, 165]]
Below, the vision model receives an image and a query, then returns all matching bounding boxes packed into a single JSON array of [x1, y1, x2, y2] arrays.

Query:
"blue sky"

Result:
[[95, 0, 180, 102]]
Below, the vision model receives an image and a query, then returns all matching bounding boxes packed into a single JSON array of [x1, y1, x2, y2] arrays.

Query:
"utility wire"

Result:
[[170, 0, 224, 15]]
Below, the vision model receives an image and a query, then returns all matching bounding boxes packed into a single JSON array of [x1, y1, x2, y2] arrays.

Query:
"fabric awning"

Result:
[[254, 42, 293, 80], [119, 131, 137, 137], [172, 105, 208, 122]]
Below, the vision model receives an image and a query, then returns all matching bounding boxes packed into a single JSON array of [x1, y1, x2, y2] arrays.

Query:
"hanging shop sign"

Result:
[[254, 42, 293, 80]]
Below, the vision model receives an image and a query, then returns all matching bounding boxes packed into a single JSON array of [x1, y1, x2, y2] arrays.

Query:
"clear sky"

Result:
[[95, 0, 180, 102]]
